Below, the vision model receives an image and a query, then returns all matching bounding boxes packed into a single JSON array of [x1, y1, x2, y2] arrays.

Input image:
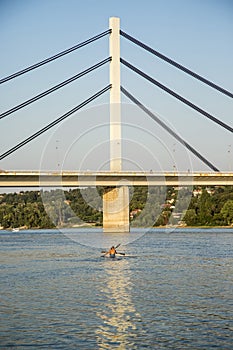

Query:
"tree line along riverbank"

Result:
[[0, 186, 233, 230]]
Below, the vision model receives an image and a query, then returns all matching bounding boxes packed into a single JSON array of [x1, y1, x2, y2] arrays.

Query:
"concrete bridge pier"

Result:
[[103, 186, 129, 232]]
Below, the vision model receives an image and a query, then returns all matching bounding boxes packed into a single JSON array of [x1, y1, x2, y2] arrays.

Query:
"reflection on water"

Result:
[[96, 259, 142, 349]]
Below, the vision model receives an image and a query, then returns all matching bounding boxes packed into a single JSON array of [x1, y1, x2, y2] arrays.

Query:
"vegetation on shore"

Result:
[[0, 186, 233, 230]]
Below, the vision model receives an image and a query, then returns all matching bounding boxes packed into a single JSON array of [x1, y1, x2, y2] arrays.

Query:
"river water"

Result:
[[0, 228, 232, 349]]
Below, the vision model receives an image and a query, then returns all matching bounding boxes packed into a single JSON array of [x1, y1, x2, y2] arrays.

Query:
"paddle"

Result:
[[101, 243, 121, 253]]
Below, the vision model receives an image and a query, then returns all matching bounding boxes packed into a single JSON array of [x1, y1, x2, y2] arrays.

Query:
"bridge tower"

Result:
[[103, 17, 130, 232]]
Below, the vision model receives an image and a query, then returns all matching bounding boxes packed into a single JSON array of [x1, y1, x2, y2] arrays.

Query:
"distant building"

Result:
[[130, 209, 141, 219]]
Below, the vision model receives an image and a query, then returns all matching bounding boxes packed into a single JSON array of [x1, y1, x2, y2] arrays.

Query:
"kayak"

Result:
[[101, 252, 125, 259]]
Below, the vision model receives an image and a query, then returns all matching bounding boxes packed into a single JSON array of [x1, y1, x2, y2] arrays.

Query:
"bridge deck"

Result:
[[0, 171, 233, 187]]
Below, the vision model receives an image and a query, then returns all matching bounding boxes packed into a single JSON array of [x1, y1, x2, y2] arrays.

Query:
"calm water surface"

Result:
[[0, 228, 232, 349]]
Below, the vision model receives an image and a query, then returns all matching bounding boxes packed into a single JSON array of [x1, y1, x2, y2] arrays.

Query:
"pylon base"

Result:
[[103, 186, 129, 233]]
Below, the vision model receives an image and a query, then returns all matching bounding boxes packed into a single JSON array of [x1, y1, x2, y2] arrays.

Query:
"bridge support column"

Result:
[[103, 17, 129, 232], [103, 186, 129, 232]]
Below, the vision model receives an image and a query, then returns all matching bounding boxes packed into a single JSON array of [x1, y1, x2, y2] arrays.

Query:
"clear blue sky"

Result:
[[0, 0, 232, 172]]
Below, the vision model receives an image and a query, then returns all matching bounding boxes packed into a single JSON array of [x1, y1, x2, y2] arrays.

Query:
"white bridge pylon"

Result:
[[103, 17, 130, 232]]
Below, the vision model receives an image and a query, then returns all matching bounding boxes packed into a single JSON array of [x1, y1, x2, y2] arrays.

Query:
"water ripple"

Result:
[[0, 229, 232, 349]]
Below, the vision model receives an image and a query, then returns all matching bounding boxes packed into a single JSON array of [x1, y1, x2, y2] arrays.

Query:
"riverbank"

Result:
[[2, 224, 233, 232]]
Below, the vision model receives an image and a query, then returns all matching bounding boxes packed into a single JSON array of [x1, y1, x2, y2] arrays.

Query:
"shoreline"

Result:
[[1, 225, 233, 232]]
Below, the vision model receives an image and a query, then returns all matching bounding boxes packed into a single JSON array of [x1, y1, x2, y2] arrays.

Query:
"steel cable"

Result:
[[121, 86, 220, 172], [0, 84, 111, 160], [0, 57, 111, 120], [121, 58, 233, 134], [120, 30, 233, 99], [0, 30, 111, 84]]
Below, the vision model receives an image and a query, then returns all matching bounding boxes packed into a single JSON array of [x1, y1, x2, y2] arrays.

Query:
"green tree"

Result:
[[221, 200, 233, 225], [196, 190, 213, 225], [183, 209, 197, 226]]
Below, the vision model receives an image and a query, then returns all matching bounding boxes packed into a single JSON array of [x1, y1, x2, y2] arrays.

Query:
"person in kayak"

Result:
[[108, 246, 117, 258]]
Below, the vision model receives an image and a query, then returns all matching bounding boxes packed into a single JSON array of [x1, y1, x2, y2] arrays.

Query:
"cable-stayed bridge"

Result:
[[0, 18, 232, 232]]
